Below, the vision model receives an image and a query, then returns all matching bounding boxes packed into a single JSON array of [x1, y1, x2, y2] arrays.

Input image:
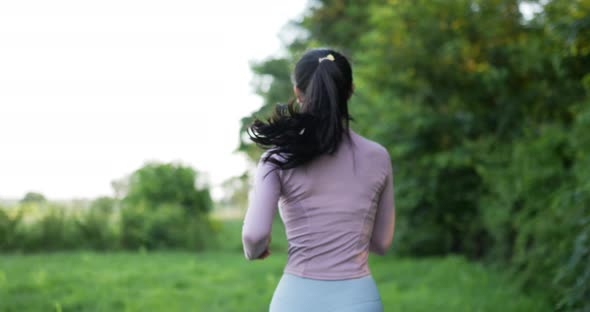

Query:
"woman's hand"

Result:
[[256, 237, 272, 260], [257, 248, 271, 259]]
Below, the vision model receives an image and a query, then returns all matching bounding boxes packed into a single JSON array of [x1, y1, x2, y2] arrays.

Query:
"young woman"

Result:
[[242, 48, 395, 312]]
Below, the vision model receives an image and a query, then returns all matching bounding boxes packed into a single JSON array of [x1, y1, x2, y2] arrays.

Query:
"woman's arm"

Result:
[[370, 154, 396, 255], [242, 157, 281, 260]]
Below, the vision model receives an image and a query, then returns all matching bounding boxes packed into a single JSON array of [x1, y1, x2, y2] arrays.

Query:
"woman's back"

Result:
[[277, 130, 393, 279], [242, 129, 395, 280]]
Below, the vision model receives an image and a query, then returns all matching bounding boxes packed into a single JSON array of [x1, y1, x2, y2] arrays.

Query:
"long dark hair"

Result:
[[248, 48, 354, 169]]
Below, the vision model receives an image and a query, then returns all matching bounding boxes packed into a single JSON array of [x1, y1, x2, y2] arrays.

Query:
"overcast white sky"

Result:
[[0, 0, 308, 200]]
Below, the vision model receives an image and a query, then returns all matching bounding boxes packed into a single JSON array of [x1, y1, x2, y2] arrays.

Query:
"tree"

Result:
[[123, 162, 213, 215], [20, 192, 46, 204], [90, 196, 117, 214], [119, 162, 214, 250]]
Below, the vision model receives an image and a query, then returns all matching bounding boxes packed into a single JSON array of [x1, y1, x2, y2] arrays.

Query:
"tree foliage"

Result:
[[20, 192, 46, 204], [123, 162, 213, 215], [0, 163, 217, 252], [120, 162, 214, 250]]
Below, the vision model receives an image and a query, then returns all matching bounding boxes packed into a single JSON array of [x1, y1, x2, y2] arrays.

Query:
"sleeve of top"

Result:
[[241, 156, 281, 260], [370, 153, 396, 255]]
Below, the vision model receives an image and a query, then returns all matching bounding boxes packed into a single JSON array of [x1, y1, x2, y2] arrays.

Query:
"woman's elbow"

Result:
[[242, 231, 269, 260], [242, 230, 267, 246]]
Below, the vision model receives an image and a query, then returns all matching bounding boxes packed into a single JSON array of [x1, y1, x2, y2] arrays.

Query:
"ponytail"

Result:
[[248, 49, 353, 170]]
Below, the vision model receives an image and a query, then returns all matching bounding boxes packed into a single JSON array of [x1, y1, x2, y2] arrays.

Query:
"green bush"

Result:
[[472, 106, 589, 310], [0, 197, 217, 253], [119, 162, 217, 251], [76, 204, 119, 251], [20, 205, 80, 252], [120, 202, 215, 251], [124, 162, 213, 215], [554, 106, 590, 311], [0, 206, 24, 251]]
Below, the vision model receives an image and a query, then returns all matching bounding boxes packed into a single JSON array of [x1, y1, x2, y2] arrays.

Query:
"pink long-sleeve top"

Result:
[[242, 129, 395, 280]]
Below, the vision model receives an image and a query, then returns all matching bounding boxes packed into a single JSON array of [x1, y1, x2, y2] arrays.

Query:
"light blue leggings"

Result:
[[269, 273, 383, 312]]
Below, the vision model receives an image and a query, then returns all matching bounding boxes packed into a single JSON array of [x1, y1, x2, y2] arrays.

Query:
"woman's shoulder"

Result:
[[258, 149, 289, 171], [260, 148, 286, 162], [350, 130, 391, 161]]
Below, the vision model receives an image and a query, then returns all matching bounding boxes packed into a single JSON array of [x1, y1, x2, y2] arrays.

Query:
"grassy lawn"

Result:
[[0, 250, 549, 312]]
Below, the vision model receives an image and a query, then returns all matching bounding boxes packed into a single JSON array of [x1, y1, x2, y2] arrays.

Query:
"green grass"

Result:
[[0, 250, 549, 312], [0, 219, 550, 311]]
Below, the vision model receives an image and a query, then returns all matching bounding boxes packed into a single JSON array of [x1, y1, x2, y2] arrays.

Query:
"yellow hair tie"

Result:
[[318, 54, 335, 63]]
